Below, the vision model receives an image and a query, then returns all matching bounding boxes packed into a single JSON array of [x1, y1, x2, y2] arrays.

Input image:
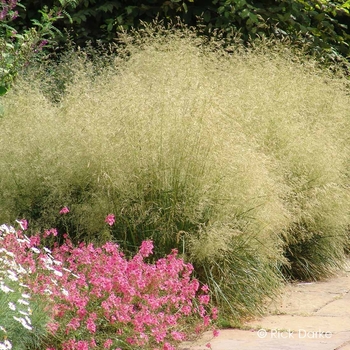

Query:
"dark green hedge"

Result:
[[9, 1, 350, 62]]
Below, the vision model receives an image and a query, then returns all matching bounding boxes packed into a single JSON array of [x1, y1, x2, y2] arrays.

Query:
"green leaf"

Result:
[[248, 12, 258, 23], [218, 6, 225, 14], [31, 19, 44, 29], [342, 0, 350, 9], [0, 86, 8, 96], [126, 6, 135, 15], [98, 3, 117, 13], [240, 8, 250, 19], [107, 20, 114, 32], [203, 11, 211, 22]]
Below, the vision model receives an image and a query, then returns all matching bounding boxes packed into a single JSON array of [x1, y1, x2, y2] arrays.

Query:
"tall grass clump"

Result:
[[208, 43, 350, 280], [0, 23, 350, 318]]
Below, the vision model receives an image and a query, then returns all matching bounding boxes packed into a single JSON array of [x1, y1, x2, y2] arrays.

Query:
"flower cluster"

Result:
[[0, 216, 218, 350], [0, 0, 18, 22], [0, 224, 39, 349], [45, 238, 215, 349]]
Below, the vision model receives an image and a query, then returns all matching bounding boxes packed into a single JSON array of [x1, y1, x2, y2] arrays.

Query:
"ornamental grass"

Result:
[[0, 23, 350, 321]]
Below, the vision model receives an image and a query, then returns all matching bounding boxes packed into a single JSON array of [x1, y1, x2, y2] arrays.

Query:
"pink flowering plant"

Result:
[[59, 207, 70, 215], [0, 218, 218, 349]]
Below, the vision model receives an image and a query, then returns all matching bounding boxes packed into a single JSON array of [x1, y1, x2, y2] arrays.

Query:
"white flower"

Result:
[[8, 302, 16, 311], [21, 293, 31, 299], [53, 270, 63, 277], [19, 310, 29, 316], [23, 322, 32, 331], [18, 299, 30, 306], [4, 251, 14, 258], [17, 265, 28, 274], [0, 224, 9, 233], [15, 220, 26, 231], [42, 256, 53, 266], [30, 247, 40, 254], [22, 235, 31, 244], [6, 270, 18, 282], [44, 288, 53, 295], [17, 299, 29, 305], [0, 224, 15, 235], [13, 316, 32, 331], [0, 339, 12, 349], [0, 284, 14, 293]]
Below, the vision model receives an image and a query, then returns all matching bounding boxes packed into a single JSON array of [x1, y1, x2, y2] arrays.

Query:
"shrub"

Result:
[[12, 0, 350, 67], [0, 0, 79, 95]]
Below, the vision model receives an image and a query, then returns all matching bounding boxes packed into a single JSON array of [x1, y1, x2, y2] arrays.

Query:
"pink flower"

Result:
[[16, 219, 28, 230], [213, 329, 220, 337], [203, 315, 210, 326], [163, 343, 175, 350], [76, 341, 89, 350], [139, 240, 153, 257], [199, 294, 210, 305], [105, 214, 115, 226], [103, 339, 113, 349], [66, 317, 80, 331], [59, 206, 70, 215], [44, 228, 58, 237], [201, 284, 209, 292], [86, 317, 96, 334], [211, 307, 218, 320], [46, 322, 59, 334], [171, 331, 185, 341], [29, 235, 40, 247]]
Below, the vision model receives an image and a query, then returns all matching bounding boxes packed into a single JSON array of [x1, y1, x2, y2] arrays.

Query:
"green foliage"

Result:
[[13, 0, 350, 67], [0, 0, 78, 94]]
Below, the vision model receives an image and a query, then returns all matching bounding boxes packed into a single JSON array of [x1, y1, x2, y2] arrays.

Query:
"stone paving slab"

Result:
[[268, 276, 350, 316], [181, 329, 350, 350], [181, 262, 350, 350], [316, 298, 350, 317], [247, 315, 350, 333]]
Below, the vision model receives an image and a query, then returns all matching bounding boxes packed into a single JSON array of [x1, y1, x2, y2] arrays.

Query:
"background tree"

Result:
[[11, 0, 349, 64]]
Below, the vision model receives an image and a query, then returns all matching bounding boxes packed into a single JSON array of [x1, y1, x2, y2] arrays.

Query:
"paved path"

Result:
[[182, 261, 350, 350]]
